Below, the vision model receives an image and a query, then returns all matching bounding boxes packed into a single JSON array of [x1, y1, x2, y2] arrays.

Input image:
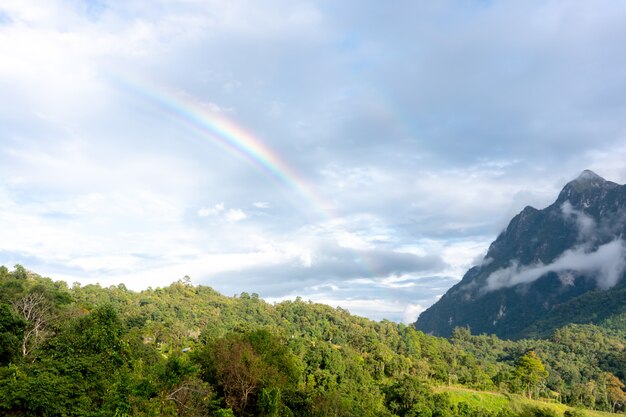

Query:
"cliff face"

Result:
[[415, 170, 626, 339]]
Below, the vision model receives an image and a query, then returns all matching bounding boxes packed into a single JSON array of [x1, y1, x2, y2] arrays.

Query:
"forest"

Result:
[[0, 265, 625, 417]]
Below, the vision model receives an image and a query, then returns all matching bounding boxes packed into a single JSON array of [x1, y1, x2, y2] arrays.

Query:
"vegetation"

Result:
[[0, 265, 624, 416], [515, 351, 549, 399]]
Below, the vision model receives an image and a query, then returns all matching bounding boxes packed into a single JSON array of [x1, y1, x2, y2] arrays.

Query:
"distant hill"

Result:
[[415, 170, 626, 339]]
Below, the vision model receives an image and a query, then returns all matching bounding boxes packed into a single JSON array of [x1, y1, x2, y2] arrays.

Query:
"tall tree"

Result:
[[12, 292, 51, 358], [603, 372, 626, 413], [515, 351, 548, 399]]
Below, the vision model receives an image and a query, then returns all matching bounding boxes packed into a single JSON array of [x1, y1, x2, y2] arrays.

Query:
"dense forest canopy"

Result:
[[0, 265, 624, 416]]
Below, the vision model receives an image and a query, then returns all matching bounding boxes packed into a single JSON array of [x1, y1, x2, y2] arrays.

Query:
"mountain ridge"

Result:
[[415, 170, 626, 339]]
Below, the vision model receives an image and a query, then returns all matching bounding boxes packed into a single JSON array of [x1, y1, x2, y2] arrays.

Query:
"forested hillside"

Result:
[[0, 265, 625, 417]]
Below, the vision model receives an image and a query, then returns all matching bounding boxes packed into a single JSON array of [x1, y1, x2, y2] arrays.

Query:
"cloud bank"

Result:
[[561, 201, 596, 240], [485, 238, 626, 291], [484, 200, 626, 292]]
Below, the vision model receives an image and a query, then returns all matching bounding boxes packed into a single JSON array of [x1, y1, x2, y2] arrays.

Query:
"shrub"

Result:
[[564, 409, 586, 417]]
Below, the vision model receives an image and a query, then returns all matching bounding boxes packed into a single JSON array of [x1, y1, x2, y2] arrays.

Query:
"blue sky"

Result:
[[2, 0, 626, 322]]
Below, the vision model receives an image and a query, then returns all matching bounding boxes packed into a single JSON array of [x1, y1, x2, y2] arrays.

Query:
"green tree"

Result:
[[515, 351, 548, 399], [200, 331, 294, 416], [258, 387, 280, 417], [12, 292, 52, 358], [384, 374, 432, 416], [0, 304, 25, 365], [603, 372, 626, 413]]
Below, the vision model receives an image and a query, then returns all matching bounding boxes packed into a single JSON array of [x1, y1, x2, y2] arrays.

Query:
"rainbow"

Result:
[[107, 74, 333, 219], [107, 75, 390, 283]]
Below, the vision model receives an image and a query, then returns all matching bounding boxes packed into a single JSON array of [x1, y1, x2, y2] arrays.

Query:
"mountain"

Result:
[[415, 170, 626, 339]]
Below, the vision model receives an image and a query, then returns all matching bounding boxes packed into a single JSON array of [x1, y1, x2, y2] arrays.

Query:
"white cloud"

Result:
[[400, 237, 493, 280], [561, 201, 596, 239], [52, 248, 296, 290], [197, 208, 211, 217], [198, 203, 225, 217], [225, 208, 247, 222], [485, 239, 626, 291], [403, 303, 425, 324], [265, 294, 422, 323], [253, 201, 270, 209]]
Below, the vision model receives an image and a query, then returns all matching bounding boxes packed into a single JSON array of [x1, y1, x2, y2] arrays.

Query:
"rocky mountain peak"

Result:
[[415, 170, 626, 339], [575, 169, 604, 183], [556, 170, 618, 206]]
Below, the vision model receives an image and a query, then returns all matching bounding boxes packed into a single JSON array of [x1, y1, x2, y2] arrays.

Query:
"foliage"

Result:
[[604, 372, 626, 413], [515, 351, 549, 399], [0, 265, 624, 416]]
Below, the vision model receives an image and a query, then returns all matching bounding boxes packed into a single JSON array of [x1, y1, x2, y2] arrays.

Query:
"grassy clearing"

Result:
[[435, 386, 510, 412], [435, 386, 619, 417]]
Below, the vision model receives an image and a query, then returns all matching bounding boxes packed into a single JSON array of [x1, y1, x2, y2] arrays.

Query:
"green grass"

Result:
[[435, 386, 510, 411], [435, 386, 619, 417]]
